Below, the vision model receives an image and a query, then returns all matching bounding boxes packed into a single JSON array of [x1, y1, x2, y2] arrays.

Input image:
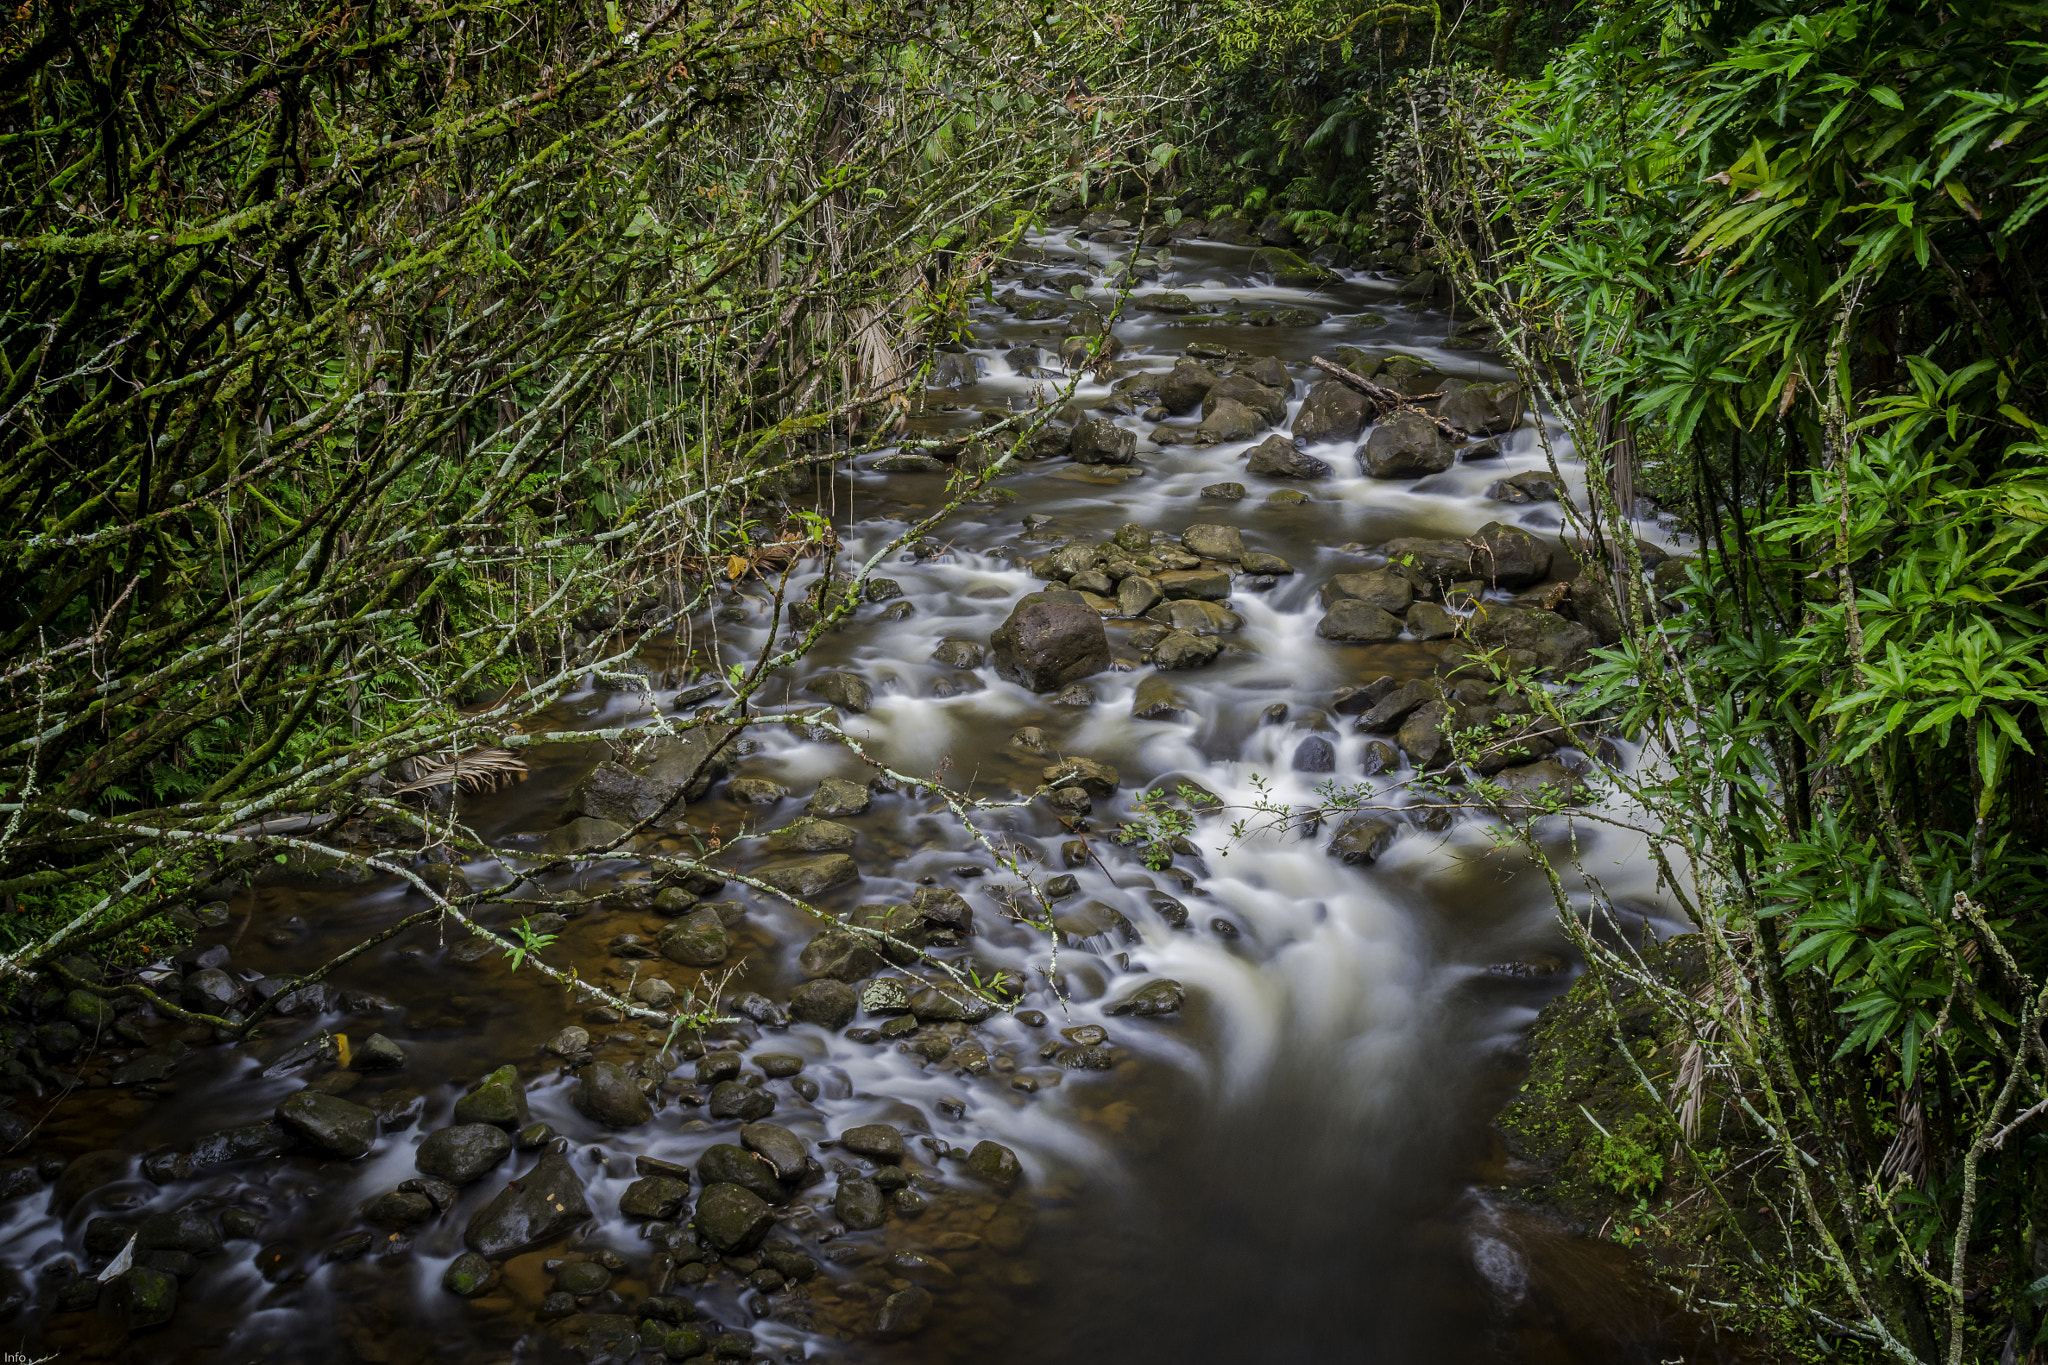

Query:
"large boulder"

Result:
[[1319, 571, 1413, 615], [275, 1091, 376, 1159], [1069, 415, 1136, 466], [1316, 600, 1403, 643], [1196, 397, 1264, 443], [569, 726, 737, 826], [1470, 522, 1552, 588], [1244, 434, 1331, 480], [1158, 358, 1218, 414], [1466, 606, 1594, 672], [1180, 524, 1244, 561], [1292, 379, 1370, 444], [575, 1062, 652, 1129], [1248, 246, 1337, 287], [799, 926, 883, 982], [1438, 378, 1523, 435], [465, 1149, 591, 1258], [1359, 410, 1452, 478], [695, 1182, 774, 1253], [415, 1124, 513, 1185], [657, 908, 730, 967], [1208, 374, 1287, 426], [1382, 536, 1477, 585], [1154, 568, 1231, 601], [991, 593, 1110, 691], [757, 855, 860, 899]]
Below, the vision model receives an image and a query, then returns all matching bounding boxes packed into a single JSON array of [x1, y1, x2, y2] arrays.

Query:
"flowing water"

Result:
[[0, 226, 1728, 1364]]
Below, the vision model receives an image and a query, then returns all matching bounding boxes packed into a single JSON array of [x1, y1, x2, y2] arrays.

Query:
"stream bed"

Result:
[[0, 218, 1729, 1364]]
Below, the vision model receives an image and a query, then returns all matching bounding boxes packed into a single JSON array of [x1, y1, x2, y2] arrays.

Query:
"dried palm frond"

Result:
[[1879, 1083, 1930, 1188], [391, 747, 528, 796], [1672, 944, 1747, 1144]]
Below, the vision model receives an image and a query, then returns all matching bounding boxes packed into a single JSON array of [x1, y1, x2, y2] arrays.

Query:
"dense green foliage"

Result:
[[1388, 1, 2048, 1359], [0, 0, 1184, 970]]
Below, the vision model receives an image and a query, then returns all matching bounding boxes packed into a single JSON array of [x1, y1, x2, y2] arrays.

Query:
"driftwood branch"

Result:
[[1310, 353, 1469, 441]]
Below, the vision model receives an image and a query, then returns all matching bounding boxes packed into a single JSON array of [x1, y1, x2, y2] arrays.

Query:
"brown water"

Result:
[[0, 229, 1730, 1365]]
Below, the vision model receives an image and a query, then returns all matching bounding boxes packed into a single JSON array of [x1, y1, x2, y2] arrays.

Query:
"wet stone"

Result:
[[789, 979, 859, 1030], [740, 1122, 809, 1181], [275, 1090, 377, 1159], [547, 1026, 592, 1057], [556, 1259, 612, 1295], [834, 1176, 885, 1230], [695, 1182, 774, 1253], [1106, 979, 1187, 1017], [724, 777, 787, 805], [363, 1190, 437, 1229], [707, 1081, 774, 1122], [464, 1149, 591, 1258], [755, 1053, 804, 1078], [104, 1267, 177, 1331], [577, 1062, 653, 1128], [807, 670, 873, 713], [454, 1065, 531, 1130], [909, 985, 996, 1024], [656, 908, 730, 967], [1292, 736, 1336, 772], [807, 777, 873, 818], [698, 1143, 785, 1203], [839, 1124, 906, 1163], [756, 853, 860, 899], [1317, 599, 1403, 643], [1328, 816, 1399, 865], [860, 979, 912, 1016]]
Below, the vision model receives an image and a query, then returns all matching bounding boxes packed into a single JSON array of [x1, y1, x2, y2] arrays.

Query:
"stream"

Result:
[[0, 218, 1728, 1364]]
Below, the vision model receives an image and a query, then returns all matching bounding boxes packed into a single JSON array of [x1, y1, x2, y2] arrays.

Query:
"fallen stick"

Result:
[[1309, 354, 1469, 441]]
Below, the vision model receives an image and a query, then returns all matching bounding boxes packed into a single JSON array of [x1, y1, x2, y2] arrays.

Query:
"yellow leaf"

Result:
[[336, 1033, 352, 1069], [726, 555, 749, 580]]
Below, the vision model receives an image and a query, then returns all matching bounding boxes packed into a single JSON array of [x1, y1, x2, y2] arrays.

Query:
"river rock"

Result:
[[1328, 816, 1398, 865], [708, 1081, 774, 1121], [465, 1149, 591, 1258], [1438, 378, 1523, 435], [1360, 410, 1452, 478], [541, 816, 631, 855], [1159, 357, 1219, 413], [741, 1123, 810, 1181], [834, 1176, 886, 1230], [442, 1251, 499, 1297], [1358, 678, 1441, 731], [1154, 630, 1222, 669], [695, 1182, 774, 1253], [1147, 599, 1239, 634], [276, 1090, 376, 1159], [991, 593, 1110, 691], [1042, 756, 1118, 796], [1180, 524, 1244, 561], [931, 638, 986, 670], [1201, 480, 1246, 499], [726, 777, 787, 805], [1380, 536, 1474, 587], [569, 726, 735, 826], [1195, 396, 1263, 443], [1466, 605, 1592, 672], [1155, 568, 1230, 601], [1237, 548, 1291, 573], [1117, 575, 1163, 617], [786, 978, 857, 1030], [875, 1284, 934, 1338], [1489, 759, 1587, 809], [1407, 601, 1458, 639], [1320, 570, 1413, 614], [657, 908, 729, 967], [576, 1063, 652, 1129], [1317, 600, 1403, 642], [758, 854, 860, 898], [699, 1144, 785, 1202], [910, 985, 996, 1023], [1131, 675, 1185, 720], [800, 926, 883, 982], [910, 887, 973, 931], [1488, 469, 1559, 503], [1209, 374, 1287, 425], [1470, 521, 1553, 588], [807, 671, 873, 713], [966, 1140, 1023, 1193], [1293, 736, 1336, 772], [1245, 433, 1332, 478], [767, 818, 856, 854], [1293, 379, 1370, 443], [1397, 701, 1456, 769], [1249, 245, 1337, 287], [1106, 979, 1186, 1016], [103, 1266, 176, 1331], [840, 1124, 906, 1162], [1069, 415, 1135, 466], [416, 1124, 512, 1185], [806, 778, 872, 820], [364, 1190, 437, 1229]]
